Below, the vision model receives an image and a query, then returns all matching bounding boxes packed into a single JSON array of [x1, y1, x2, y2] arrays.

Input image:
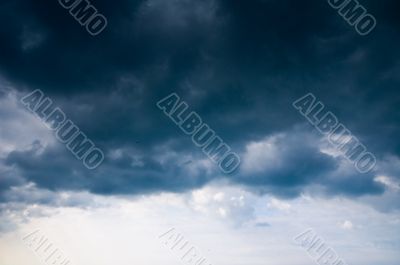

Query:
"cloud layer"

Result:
[[0, 0, 399, 211]]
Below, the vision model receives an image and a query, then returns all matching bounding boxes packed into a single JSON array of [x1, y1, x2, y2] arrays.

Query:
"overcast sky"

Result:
[[0, 0, 399, 265]]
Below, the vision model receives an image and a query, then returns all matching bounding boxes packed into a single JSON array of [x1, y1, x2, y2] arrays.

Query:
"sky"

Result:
[[0, 0, 399, 264]]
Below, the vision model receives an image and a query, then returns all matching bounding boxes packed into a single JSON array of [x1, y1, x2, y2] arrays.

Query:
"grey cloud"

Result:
[[0, 0, 399, 207]]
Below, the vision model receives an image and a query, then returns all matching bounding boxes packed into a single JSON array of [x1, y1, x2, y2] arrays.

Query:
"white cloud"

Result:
[[375, 176, 400, 192], [340, 220, 354, 230], [267, 198, 292, 212], [0, 88, 55, 159], [187, 184, 255, 224], [1, 183, 399, 265], [241, 134, 282, 174]]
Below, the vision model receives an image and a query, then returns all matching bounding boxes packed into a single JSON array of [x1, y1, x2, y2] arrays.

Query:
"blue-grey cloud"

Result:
[[0, 0, 399, 207]]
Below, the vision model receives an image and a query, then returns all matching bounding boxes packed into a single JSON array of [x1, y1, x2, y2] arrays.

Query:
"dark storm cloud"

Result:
[[0, 0, 399, 202], [3, 138, 215, 196], [0, 0, 221, 94]]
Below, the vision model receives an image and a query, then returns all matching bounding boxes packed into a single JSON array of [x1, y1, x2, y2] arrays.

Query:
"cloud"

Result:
[[0, 0, 399, 213], [1, 183, 399, 264], [187, 184, 256, 225], [0, 2, 399, 265], [340, 220, 354, 230]]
